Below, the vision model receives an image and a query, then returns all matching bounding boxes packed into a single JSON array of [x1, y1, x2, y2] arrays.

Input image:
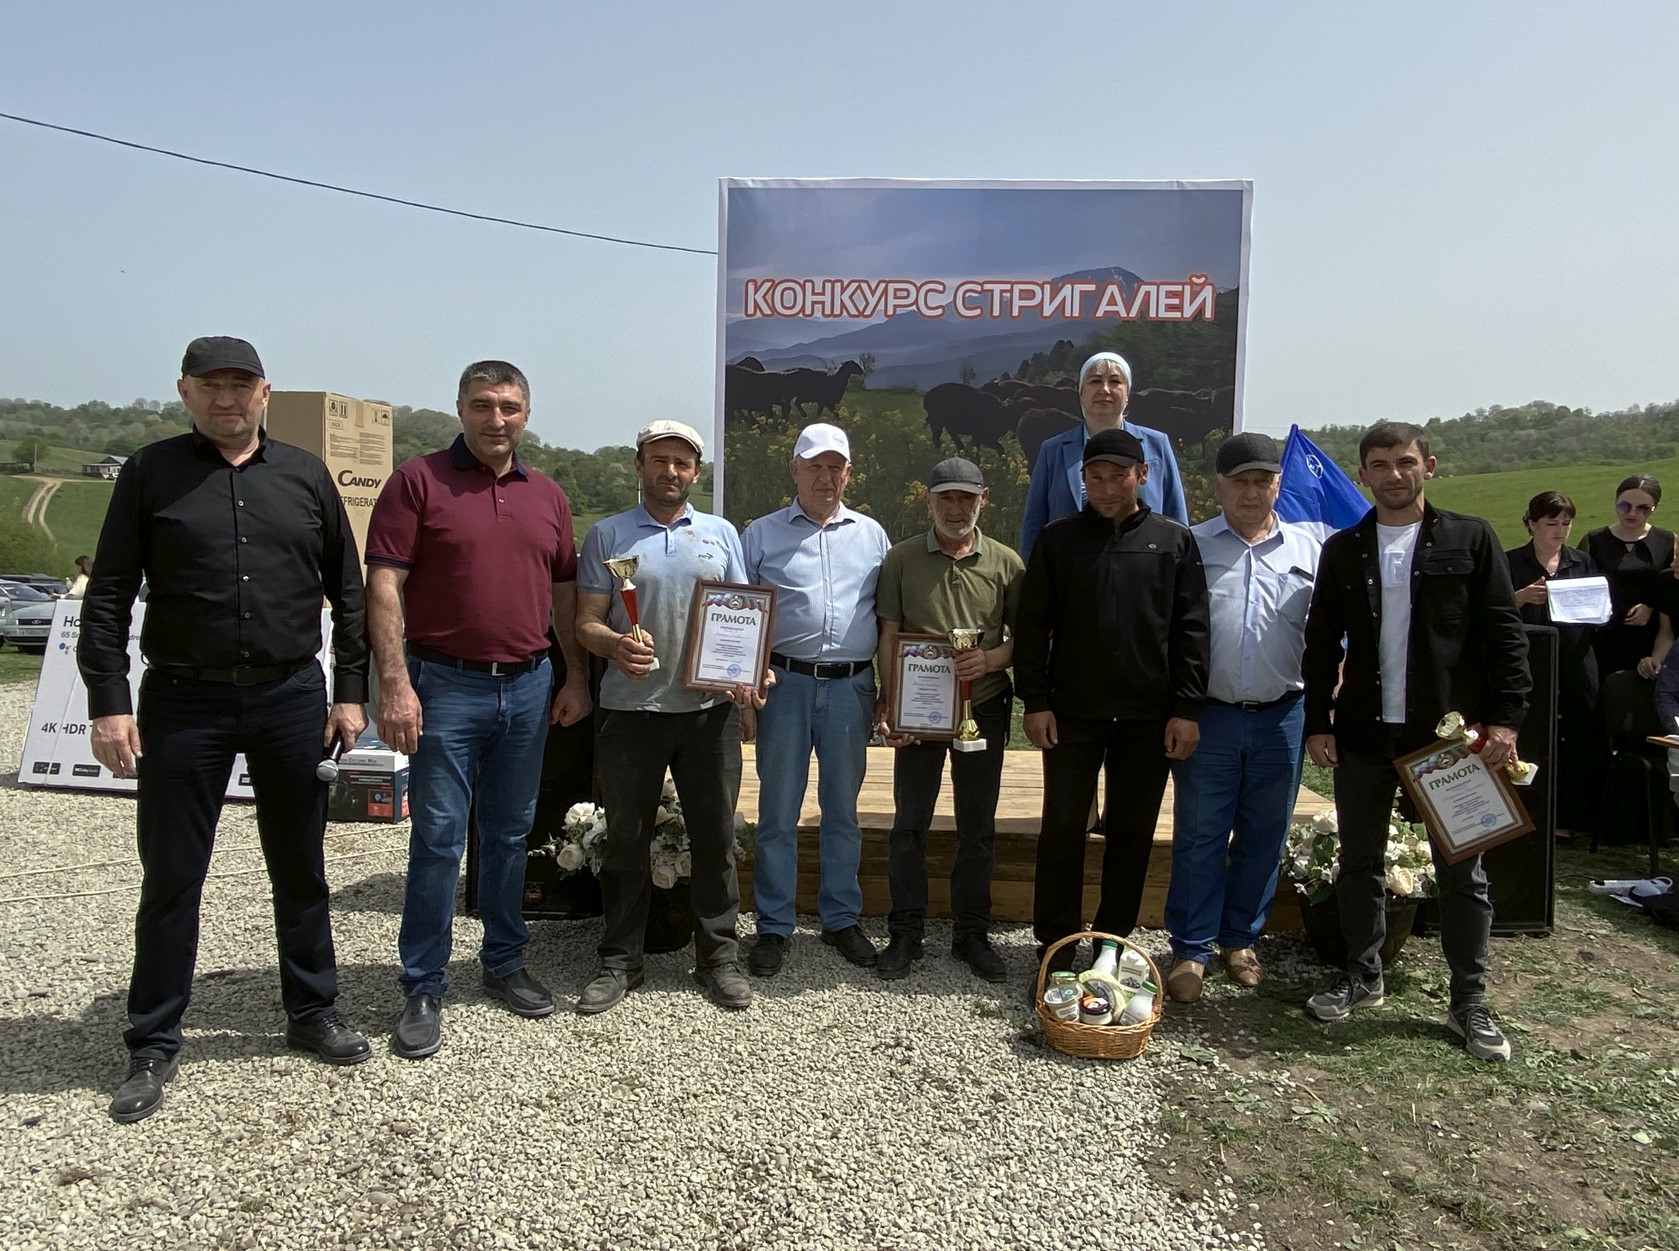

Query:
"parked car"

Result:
[[0, 582, 56, 650], [0, 573, 67, 598]]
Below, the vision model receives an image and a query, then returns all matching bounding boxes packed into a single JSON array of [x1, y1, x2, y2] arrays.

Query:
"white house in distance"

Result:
[[81, 455, 126, 480]]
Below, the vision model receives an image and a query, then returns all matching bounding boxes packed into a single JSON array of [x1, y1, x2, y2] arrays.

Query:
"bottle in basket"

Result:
[[1118, 981, 1158, 1026], [1116, 946, 1150, 988]]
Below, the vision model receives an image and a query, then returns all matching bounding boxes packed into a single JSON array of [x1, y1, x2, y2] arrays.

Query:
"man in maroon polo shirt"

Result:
[[365, 359, 590, 1061]]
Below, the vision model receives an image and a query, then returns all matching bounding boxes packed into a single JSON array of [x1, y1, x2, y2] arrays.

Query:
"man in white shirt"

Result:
[[1300, 422, 1530, 1062]]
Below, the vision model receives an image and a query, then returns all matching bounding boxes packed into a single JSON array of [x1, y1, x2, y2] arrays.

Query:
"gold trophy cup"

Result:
[[1435, 711, 1535, 786], [949, 628, 986, 752], [604, 554, 659, 673]]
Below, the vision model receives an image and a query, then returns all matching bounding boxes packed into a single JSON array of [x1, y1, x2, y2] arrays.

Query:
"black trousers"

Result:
[[887, 691, 1011, 941], [594, 703, 743, 971], [128, 664, 337, 1059], [1336, 729, 1491, 1005], [1033, 716, 1170, 950]]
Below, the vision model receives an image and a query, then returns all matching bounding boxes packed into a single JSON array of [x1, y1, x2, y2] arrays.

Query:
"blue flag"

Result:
[[1276, 425, 1368, 540]]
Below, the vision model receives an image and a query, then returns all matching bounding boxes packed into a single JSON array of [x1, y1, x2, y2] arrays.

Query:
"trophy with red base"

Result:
[[949, 627, 986, 752], [605, 555, 659, 672]]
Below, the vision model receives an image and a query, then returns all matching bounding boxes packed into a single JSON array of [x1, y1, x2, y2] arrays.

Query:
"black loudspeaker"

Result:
[[1485, 624, 1557, 935], [465, 650, 604, 920]]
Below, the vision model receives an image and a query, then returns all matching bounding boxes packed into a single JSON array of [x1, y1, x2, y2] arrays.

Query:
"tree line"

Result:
[[3, 391, 1676, 505]]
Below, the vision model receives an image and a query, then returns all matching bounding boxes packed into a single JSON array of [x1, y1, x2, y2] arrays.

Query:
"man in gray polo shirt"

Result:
[[875, 457, 1025, 981], [574, 420, 764, 1014]]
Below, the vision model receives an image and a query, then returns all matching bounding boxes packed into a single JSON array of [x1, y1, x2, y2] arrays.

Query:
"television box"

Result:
[[264, 392, 395, 568], [327, 743, 410, 823]]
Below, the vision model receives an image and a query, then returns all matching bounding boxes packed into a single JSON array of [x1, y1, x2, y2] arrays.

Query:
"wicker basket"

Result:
[[1035, 931, 1163, 1060]]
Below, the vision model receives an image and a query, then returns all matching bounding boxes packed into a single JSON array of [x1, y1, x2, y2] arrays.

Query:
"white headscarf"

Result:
[[1078, 351, 1132, 389]]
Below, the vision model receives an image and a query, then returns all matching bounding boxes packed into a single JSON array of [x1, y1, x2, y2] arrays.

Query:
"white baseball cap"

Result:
[[635, 420, 704, 457], [793, 422, 851, 461]]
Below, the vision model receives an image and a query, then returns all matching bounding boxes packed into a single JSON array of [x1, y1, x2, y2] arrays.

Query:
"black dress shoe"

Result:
[[694, 962, 753, 1010], [483, 967, 556, 1018], [110, 1054, 179, 1124], [578, 967, 644, 1015], [392, 994, 443, 1060], [953, 933, 1008, 983], [286, 1010, 372, 1065], [821, 924, 879, 967], [746, 934, 787, 978], [877, 934, 924, 980]]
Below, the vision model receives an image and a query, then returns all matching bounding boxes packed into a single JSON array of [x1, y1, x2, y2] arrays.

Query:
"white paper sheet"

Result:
[[1547, 575, 1614, 625]]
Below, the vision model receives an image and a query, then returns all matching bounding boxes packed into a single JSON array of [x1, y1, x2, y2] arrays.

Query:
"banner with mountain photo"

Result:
[[714, 178, 1253, 543]]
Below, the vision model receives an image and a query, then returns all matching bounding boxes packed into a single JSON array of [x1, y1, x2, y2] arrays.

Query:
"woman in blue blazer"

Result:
[[1019, 352, 1189, 558]]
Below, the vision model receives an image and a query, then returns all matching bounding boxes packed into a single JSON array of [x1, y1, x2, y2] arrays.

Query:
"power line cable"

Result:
[[0, 110, 717, 256]]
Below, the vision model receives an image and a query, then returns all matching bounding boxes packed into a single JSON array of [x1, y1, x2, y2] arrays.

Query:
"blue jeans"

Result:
[[752, 665, 875, 936], [1166, 696, 1305, 964], [398, 656, 551, 998]]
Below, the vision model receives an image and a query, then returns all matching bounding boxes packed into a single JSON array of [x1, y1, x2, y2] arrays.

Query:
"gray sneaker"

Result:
[[1448, 1003, 1512, 1061], [1304, 974, 1386, 1022]]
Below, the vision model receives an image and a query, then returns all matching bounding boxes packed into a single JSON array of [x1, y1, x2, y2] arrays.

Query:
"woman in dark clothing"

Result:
[[1509, 491, 1605, 838], [1579, 474, 1675, 677]]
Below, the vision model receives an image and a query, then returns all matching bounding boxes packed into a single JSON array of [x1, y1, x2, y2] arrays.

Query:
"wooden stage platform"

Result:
[[736, 745, 1331, 931]]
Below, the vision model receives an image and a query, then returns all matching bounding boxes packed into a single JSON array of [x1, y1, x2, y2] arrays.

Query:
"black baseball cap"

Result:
[[1082, 427, 1145, 468], [928, 456, 985, 494], [181, 336, 265, 378], [1216, 431, 1283, 477]]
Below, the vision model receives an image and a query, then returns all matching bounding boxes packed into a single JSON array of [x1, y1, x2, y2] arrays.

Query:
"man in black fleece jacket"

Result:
[[1015, 427, 1210, 970]]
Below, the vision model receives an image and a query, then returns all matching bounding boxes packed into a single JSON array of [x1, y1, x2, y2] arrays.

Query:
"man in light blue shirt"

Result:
[[1165, 432, 1323, 1003], [741, 422, 892, 977], [575, 420, 763, 1015], [1019, 351, 1189, 558]]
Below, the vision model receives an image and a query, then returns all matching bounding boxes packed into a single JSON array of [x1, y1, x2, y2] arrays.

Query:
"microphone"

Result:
[[316, 736, 348, 782]]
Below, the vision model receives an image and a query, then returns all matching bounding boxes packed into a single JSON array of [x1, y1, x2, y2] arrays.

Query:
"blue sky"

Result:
[[2, 2, 1675, 448]]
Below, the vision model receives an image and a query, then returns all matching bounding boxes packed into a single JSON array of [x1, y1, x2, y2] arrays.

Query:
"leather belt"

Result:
[[770, 652, 872, 680], [150, 658, 313, 686], [407, 643, 547, 676], [1205, 691, 1302, 713]]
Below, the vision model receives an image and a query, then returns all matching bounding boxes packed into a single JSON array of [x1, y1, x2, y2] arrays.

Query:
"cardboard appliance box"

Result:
[[264, 391, 395, 567]]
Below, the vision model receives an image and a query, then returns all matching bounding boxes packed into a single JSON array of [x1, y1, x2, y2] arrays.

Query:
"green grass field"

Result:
[[1418, 454, 1679, 550], [0, 648, 45, 685], [39, 479, 115, 559], [0, 476, 37, 519], [19, 443, 106, 472]]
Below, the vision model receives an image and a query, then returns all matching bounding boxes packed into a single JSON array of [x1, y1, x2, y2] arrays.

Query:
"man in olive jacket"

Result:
[[1300, 420, 1530, 1061]]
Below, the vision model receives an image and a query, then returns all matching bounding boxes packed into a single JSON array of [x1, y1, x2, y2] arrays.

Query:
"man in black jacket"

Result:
[[1016, 427, 1209, 970], [82, 336, 373, 1123], [1301, 421, 1530, 1061]]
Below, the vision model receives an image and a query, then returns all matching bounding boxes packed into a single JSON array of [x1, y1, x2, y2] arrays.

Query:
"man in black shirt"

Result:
[[80, 337, 373, 1123], [1015, 427, 1209, 971]]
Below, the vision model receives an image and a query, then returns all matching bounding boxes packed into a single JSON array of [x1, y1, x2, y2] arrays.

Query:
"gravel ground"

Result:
[[0, 685, 1258, 1251]]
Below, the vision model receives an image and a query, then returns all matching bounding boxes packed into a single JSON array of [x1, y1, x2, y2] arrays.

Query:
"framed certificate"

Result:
[[889, 633, 959, 739], [682, 581, 777, 693], [1394, 738, 1535, 864]]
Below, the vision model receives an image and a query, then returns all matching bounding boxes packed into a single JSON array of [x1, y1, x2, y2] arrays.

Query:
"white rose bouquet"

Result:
[[531, 772, 750, 885], [1281, 808, 1437, 907]]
